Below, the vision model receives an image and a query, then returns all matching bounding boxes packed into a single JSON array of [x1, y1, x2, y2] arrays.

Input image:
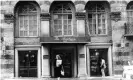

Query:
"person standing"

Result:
[[54, 54, 63, 79], [100, 57, 106, 77]]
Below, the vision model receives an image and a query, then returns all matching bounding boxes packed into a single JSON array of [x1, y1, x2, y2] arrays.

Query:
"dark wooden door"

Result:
[[18, 50, 37, 77], [52, 49, 73, 78], [90, 49, 109, 76]]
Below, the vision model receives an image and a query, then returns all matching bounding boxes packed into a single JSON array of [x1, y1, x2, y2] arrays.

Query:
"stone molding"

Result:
[[4, 13, 14, 24], [76, 12, 86, 19], [110, 12, 121, 22], [40, 13, 51, 21]]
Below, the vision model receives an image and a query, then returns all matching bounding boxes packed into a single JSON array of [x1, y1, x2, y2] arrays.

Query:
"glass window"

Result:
[[53, 4, 73, 36], [88, 4, 107, 35], [18, 4, 38, 37], [127, 5, 133, 31]]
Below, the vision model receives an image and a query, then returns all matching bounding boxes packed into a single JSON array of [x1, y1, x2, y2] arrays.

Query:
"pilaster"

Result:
[[78, 44, 87, 77], [41, 45, 50, 77], [40, 13, 50, 37]]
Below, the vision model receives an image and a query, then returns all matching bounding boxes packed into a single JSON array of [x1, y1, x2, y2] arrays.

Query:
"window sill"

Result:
[[90, 34, 109, 37]]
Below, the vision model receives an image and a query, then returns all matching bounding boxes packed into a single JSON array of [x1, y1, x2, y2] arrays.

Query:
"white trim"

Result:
[[15, 47, 41, 78], [87, 48, 90, 77], [108, 46, 113, 76]]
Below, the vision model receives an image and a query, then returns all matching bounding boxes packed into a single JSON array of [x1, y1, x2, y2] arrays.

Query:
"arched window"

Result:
[[87, 3, 108, 35], [52, 3, 73, 36], [127, 3, 133, 27], [17, 3, 38, 37]]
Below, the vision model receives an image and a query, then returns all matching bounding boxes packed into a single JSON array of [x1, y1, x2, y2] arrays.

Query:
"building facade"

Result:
[[0, 0, 133, 79]]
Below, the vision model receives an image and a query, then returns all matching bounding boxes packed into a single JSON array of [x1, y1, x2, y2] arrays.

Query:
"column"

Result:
[[42, 45, 50, 77], [78, 44, 87, 77]]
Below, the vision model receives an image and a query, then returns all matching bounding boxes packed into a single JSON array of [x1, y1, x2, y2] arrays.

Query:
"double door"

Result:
[[18, 50, 37, 77], [51, 48, 74, 78], [89, 49, 109, 76]]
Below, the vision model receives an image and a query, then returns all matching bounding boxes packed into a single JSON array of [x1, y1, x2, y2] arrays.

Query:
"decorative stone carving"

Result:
[[74, 1, 85, 12], [40, 13, 51, 21], [110, 12, 121, 22], [76, 12, 86, 19], [4, 14, 14, 24]]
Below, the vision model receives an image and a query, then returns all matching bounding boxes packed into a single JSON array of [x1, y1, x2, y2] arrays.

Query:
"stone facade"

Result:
[[0, 0, 133, 79]]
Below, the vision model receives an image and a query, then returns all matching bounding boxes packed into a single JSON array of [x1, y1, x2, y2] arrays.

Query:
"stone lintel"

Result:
[[4, 13, 14, 24], [76, 12, 86, 20], [40, 13, 51, 21]]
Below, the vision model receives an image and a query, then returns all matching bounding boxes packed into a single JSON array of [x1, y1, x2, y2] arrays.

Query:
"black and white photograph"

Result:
[[0, 0, 133, 80]]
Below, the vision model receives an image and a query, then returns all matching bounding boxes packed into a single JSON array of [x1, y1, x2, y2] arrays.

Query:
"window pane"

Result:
[[20, 16, 23, 28], [88, 14, 92, 18], [92, 14, 96, 19], [20, 31, 23, 36], [98, 14, 101, 19], [102, 14, 105, 19], [59, 31, 62, 35], [102, 24, 106, 28], [64, 25, 67, 30], [58, 15, 62, 19], [64, 31, 67, 35], [68, 20, 71, 25], [58, 20, 62, 24], [93, 19, 96, 24], [103, 29, 106, 34], [68, 30, 72, 35], [89, 24, 93, 34], [98, 19, 101, 24], [102, 19, 105, 23], [64, 25, 67, 35], [24, 31, 28, 36], [54, 20, 58, 24], [68, 14, 72, 19], [59, 25, 62, 29], [54, 25, 58, 30], [54, 15, 58, 19], [68, 25, 71, 30], [98, 29, 102, 34], [63, 15, 67, 19], [89, 19, 92, 24], [64, 20, 67, 24]]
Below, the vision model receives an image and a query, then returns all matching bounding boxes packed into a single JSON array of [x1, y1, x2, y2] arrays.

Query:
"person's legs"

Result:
[[101, 69, 105, 77]]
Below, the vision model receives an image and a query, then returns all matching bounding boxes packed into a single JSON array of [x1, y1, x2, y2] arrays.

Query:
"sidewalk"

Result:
[[3, 76, 123, 80]]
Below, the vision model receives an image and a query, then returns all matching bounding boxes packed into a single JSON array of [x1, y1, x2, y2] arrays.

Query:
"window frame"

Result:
[[87, 4, 108, 36], [127, 5, 133, 25], [52, 4, 74, 37], [16, 3, 40, 37]]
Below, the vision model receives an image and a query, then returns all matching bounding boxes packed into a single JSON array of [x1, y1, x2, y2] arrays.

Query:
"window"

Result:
[[52, 4, 73, 36], [88, 4, 107, 35], [127, 5, 133, 28], [18, 4, 38, 37]]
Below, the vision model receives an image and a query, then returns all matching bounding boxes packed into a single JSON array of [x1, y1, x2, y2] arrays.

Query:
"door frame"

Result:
[[15, 47, 41, 78], [50, 45, 77, 78], [87, 43, 112, 76]]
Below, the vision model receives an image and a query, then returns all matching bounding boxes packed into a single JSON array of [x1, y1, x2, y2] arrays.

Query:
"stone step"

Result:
[[3, 77, 122, 80]]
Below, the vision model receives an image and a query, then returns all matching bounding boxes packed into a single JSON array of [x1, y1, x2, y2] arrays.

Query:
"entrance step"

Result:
[[4, 77, 122, 80]]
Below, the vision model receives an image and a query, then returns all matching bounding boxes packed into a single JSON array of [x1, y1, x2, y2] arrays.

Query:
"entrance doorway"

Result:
[[18, 50, 37, 77], [51, 48, 74, 78], [89, 49, 109, 76]]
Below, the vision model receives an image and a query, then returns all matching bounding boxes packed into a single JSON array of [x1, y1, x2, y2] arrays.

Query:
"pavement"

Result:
[[3, 76, 123, 80]]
